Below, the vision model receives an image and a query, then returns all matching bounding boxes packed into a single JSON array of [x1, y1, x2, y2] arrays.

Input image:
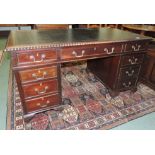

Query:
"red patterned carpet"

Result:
[[7, 61, 155, 130]]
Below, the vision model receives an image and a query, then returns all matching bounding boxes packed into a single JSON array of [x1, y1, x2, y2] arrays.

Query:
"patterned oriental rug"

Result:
[[7, 61, 155, 130]]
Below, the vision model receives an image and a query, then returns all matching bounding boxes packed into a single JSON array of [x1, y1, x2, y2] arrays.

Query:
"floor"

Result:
[[0, 37, 11, 130], [0, 37, 155, 130]]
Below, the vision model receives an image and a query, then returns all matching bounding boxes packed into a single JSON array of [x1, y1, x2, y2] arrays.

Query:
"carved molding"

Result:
[[5, 41, 121, 52]]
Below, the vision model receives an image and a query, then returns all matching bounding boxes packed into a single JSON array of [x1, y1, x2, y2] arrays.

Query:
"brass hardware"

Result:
[[36, 103, 41, 106], [32, 71, 47, 80], [132, 44, 141, 51], [104, 47, 115, 54], [123, 81, 132, 87], [29, 55, 35, 60], [128, 58, 138, 64], [125, 70, 135, 77], [36, 100, 50, 107], [40, 104, 48, 108], [34, 86, 48, 94], [41, 54, 46, 59], [72, 50, 85, 58], [29, 53, 46, 62]]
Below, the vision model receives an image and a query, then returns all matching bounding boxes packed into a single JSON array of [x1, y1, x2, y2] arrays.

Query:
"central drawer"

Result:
[[25, 93, 60, 113], [22, 79, 58, 99], [19, 65, 57, 83], [61, 44, 122, 60]]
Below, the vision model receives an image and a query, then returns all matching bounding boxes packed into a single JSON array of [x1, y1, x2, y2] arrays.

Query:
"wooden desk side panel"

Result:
[[87, 56, 121, 90]]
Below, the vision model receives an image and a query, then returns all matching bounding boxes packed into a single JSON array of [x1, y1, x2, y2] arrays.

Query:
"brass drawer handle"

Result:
[[123, 81, 132, 88], [36, 100, 50, 108], [34, 86, 48, 94], [72, 50, 85, 58], [128, 58, 138, 64], [104, 47, 115, 54], [132, 45, 141, 51], [29, 53, 46, 62], [125, 70, 135, 77], [32, 71, 47, 80]]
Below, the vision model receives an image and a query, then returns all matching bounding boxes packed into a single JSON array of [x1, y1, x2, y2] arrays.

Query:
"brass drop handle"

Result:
[[128, 58, 138, 64], [123, 81, 132, 88], [36, 100, 50, 108], [104, 47, 115, 54], [34, 86, 48, 94], [125, 70, 135, 76], [32, 71, 47, 80], [29, 53, 46, 62], [132, 44, 141, 51], [72, 50, 85, 58]]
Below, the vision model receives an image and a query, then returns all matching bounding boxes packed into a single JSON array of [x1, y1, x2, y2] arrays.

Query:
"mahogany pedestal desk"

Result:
[[5, 28, 151, 121]]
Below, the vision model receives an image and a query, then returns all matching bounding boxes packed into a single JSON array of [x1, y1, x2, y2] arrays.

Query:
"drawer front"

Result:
[[17, 50, 57, 65], [96, 44, 122, 54], [61, 46, 94, 60], [23, 79, 58, 98], [124, 41, 148, 52], [25, 94, 60, 112], [117, 78, 137, 90], [121, 54, 144, 66], [19, 66, 57, 83], [61, 44, 122, 60], [119, 65, 141, 79]]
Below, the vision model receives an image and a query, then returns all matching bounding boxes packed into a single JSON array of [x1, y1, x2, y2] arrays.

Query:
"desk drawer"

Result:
[[119, 65, 140, 79], [61, 46, 94, 60], [61, 44, 122, 60], [19, 66, 57, 83], [23, 79, 58, 98], [17, 50, 57, 65], [117, 77, 137, 90], [121, 54, 144, 66], [96, 44, 122, 54], [25, 94, 60, 113], [124, 41, 148, 52]]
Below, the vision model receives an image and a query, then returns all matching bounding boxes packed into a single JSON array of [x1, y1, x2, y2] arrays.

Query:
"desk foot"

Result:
[[109, 90, 119, 98]]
